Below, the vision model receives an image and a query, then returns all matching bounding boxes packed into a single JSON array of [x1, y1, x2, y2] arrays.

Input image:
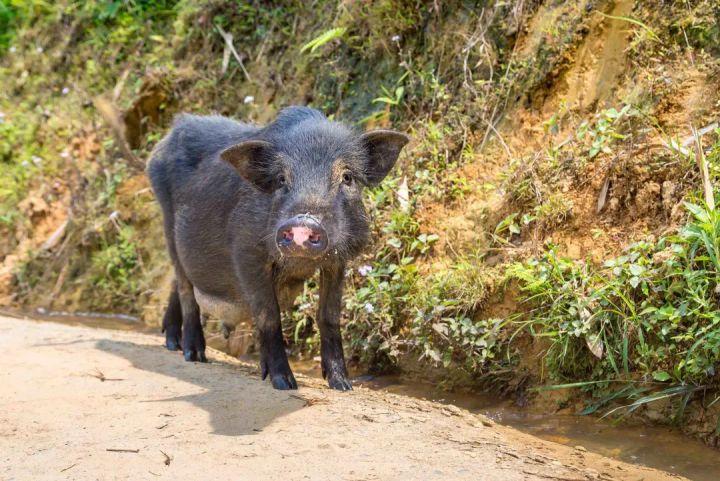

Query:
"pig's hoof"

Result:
[[183, 349, 208, 363], [181, 328, 206, 362], [328, 374, 353, 392], [165, 334, 181, 351], [261, 356, 297, 389], [164, 324, 182, 351], [270, 372, 298, 390]]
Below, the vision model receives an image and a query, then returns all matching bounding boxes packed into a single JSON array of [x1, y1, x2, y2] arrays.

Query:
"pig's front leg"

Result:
[[242, 267, 297, 390], [318, 264, 352, 391]]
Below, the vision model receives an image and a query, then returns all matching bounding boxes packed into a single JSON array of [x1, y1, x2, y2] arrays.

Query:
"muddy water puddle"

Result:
[[291, 360, 720, 481], [9, 308, 720, 480], [415, 387, 719, 481]]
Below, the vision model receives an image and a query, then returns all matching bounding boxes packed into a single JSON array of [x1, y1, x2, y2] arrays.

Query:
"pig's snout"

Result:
[[276, 215, 328, 257]]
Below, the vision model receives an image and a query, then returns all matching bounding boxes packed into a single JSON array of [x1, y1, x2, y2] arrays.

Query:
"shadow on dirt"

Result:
[[95, 339, 305, 436]]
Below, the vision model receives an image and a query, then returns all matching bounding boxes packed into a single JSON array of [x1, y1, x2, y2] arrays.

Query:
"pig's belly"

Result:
[[193, 280, 303, 328], [193, 289, 250, 328]]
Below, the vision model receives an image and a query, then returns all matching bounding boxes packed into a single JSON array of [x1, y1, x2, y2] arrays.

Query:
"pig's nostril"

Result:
[[276, 215, 328, 256]]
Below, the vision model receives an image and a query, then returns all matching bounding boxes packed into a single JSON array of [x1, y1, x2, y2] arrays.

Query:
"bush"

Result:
[[0, 1, 16, 52], [510, 200, 720, 386]]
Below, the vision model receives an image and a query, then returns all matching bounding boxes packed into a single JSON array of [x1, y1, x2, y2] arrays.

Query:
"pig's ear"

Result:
[[360, 130, 410, 186], [220, 140, 274, 191]]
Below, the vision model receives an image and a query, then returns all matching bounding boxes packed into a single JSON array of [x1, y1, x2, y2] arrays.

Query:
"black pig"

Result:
[[147, 106, 408, 390]]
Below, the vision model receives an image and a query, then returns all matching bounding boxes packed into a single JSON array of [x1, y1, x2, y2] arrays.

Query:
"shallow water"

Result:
[[8, 308, 720, 481], [291, 360, 720, 481]]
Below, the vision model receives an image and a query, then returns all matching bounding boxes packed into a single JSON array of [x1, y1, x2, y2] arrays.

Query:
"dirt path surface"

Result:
[[0, 317, 684, 481]]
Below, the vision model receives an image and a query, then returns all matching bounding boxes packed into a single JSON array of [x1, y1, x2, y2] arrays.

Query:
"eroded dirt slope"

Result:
[[0, 316, 683, 481]]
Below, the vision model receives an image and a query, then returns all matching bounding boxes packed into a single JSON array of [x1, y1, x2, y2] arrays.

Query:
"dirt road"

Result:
[[0, 316, 683, 481]]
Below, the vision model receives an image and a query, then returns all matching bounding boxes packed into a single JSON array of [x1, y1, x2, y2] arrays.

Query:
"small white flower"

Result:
[[243, 95, 254, 104], [61, 87, 70, 95], [36, 46, 43, 53], [391, 35, 401, 42], [364, 302, 375, 314], [21, 160, 30, 168], [60, 151, 70, 159], [109, 211, 120, 221], [9, 46, 16, 53], [31, 155, 42, 166], [358, 264, 373, 276], [0, 111, 5, 124]]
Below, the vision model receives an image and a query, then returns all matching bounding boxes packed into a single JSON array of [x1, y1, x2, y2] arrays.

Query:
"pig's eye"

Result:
[[342, 171, 353, 186]]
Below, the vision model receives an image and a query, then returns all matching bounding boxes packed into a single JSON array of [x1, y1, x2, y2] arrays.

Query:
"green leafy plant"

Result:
[[90, 224, 140, 302], [576, 105, 634, 159], [511, 199, 720, 416], [597, 11, 661, 42], [372, 86, 404, 107], [0, 0, 16, 51], [300, 27, 346, 54]]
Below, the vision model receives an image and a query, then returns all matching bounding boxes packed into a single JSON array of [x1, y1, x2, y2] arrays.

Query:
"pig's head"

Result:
[[220, 107, 409, 265]]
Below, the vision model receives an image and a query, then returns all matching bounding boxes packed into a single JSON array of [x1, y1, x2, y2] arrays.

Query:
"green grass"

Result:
[[510, 198, 720, 416], [300, 27, 346, 54], [0, 0, 16, 52]]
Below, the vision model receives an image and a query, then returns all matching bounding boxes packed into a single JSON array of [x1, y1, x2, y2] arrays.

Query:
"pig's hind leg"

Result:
[[158, 207, 206, 362], [161, 280, 182, 351], [175, 270, 207, 362], [148, 142, 205, 361]]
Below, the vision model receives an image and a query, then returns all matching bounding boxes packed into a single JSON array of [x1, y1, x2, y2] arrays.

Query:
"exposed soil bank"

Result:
[[0, 316, 684, 481]]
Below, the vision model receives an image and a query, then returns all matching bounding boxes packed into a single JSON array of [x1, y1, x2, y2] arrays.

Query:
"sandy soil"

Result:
[[0, 316, 684, 481]]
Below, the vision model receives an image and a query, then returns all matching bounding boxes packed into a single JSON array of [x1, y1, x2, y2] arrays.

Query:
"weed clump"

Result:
[[510, 199, 720, 392]]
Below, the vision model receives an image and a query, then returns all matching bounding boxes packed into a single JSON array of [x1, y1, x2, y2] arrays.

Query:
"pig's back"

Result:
[[148, 114, 258, 185]]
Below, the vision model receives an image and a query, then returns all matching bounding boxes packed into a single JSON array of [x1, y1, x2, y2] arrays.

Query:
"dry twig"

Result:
[[216, 24, 252, 82], [93, 96, 144, 170], [88, 369, 124, 382], [691, 124, 714, 210]]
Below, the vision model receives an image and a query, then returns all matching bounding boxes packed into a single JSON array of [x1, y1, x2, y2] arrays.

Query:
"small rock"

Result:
[[574, 445, 587, 452], [608, 197, 620, 213], [476, 414, 495, 427], [634, 181, 661, 217], [661, 180, 676, 212], [584, 467, 599, 479], [444, 405, 463, 416]]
